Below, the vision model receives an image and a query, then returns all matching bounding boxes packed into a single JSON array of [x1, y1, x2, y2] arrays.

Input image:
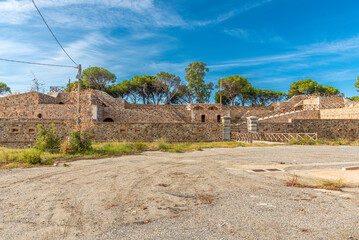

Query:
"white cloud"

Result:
[[210, 35, 359, 70], [224, 28, 286, 44], [0, 0, 183, 28], [0, 0, 273, 28]]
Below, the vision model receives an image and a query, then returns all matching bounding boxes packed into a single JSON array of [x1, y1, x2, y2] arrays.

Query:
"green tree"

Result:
[[288, 79, 339, 97], [67, 67, 116, 91], [156, 72, 181, 104], [172, 84, 196, 104], [347, 96, 359, 101], [322, 86, 340, 95], [214, 90, 230, 105], [185, 61, 213, 103], [355, 76, 359, 92], [248, 88, 287, 106], [0, 82, 11, 95], [105, 81, 130, 99], [217, 75, 251, 106], [83, 67, 116, 90], [129, 75, 157, 104]]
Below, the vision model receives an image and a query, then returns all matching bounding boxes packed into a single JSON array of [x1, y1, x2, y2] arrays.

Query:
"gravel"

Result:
[[1, 145, 359, 239]]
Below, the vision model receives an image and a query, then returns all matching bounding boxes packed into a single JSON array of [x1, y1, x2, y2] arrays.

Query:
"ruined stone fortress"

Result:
[[1, 89, 359, 147]]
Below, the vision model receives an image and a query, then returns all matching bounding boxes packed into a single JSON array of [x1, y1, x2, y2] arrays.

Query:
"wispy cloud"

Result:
[[210, 35, 359, 70], [223, 28, 286, 44], [190, 0, 273, 27], [0, 0, 273, 29]]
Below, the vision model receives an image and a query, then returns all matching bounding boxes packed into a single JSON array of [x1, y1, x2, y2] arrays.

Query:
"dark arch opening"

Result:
[[37, 114, 42, 119], [217, 115, 221, 123], [103, 118, 114, 122], [201, 115, 205, 123], [59, 102, 64, 104]]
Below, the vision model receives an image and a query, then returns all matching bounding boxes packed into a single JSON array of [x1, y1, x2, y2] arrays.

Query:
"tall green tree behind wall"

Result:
[[288, 79, 339, 97], [185, 61, 213, 103]]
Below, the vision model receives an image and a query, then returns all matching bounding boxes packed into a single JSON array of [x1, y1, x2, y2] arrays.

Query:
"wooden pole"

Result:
[[77, 64, 82, 135], [68, 77, 71, 92], [220, 76, 222, 105]]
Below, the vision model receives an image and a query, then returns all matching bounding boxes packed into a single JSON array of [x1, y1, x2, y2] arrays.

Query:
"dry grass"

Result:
[[317, 179, 345, 191], [286, 175, 303, 187], [286, 175, 346, 191], [197, 195, 215, 204]]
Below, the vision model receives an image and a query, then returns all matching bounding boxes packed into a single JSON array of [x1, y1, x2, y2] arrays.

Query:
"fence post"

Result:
[[222, 116, 231, 141], [247, 116, 259, 133]]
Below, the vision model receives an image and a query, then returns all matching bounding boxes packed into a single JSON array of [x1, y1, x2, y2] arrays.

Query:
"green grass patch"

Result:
[[0, 141, 272, 169]]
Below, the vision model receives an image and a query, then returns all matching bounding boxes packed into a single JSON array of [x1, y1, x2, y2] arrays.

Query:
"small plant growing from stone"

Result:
[[35, 124, 61, 153]]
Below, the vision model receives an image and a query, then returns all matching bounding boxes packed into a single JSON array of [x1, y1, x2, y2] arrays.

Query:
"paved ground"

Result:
[[1, 145, 359, 239]]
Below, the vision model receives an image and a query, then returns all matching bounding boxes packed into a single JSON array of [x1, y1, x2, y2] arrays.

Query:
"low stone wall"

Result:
[[260, 110, 320, 123], [0, 120, 223, 148], [321, 107, 359, 119], [0, 120, 72, 148], [91, 122, 223, 142], [259, 119, 359, 140]]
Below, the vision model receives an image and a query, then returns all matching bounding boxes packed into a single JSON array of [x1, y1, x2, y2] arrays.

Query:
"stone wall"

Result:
[[91, 122, 223, 142], [191, 110, 229, 123], [100, 107, 188, 123], [259, 110, 320, 123], [259, 119, 359, 140], [320, 107, 359, 119], [0, 119, 223, 148], [0, 120, 72, 148]]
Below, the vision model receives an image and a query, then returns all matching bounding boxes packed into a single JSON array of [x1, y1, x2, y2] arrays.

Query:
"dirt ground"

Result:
[[1, 145, 359, 239]]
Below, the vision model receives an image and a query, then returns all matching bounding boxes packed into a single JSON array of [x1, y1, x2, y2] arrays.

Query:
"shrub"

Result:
[[134, 141, 147, 151], [22, 149, 42, 165], [66, 131, 93, 153], [35, 124, 61, 153], [157, 141, 170, 151]]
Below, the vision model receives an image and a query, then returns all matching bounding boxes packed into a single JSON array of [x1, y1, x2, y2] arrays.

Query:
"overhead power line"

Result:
[[0, 58, 78, 68], [31, 0, 78, 67]]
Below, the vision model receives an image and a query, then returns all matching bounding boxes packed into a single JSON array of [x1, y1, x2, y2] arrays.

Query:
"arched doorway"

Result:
[[103, 118, 114, 122]]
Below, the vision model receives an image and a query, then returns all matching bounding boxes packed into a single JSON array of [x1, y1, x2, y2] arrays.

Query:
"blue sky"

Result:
[[1, 0, 359, 97]]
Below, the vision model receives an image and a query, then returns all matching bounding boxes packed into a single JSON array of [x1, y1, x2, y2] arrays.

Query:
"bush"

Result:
[[157, 141, 170, 151], [35, 124, 61, 153], [22, 149, 42, 165], [64, 131, 93, 153], [134, 141, 147, 151]]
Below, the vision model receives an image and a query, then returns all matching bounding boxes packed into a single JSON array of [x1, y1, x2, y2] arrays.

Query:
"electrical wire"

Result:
[[0, 58, 78, 68], [31, 0, 78, 66]]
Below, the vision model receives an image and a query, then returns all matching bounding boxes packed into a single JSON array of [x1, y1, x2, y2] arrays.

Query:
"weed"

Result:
[[286, 175, 303, 187], [318, 179, 344, 191], [198, 195, 214, 204]]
